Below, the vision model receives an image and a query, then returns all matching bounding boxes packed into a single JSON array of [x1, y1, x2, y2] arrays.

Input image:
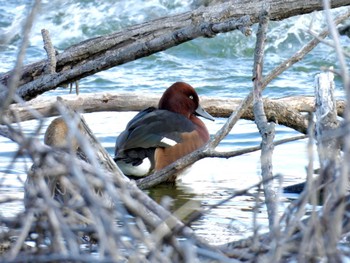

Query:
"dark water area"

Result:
[[0, 0, 349, 244]]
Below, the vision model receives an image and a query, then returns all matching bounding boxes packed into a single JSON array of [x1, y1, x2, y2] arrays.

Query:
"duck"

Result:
[[25, 117, 86, 208], [44, 117, 82, 151], [114, 82, 214, 181]]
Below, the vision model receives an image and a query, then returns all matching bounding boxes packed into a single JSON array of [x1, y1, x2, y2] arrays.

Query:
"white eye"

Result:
[[189, 95, 194, 100]]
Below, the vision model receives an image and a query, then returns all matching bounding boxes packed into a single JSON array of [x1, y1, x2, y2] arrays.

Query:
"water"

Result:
[[0, 0, 349, 245]]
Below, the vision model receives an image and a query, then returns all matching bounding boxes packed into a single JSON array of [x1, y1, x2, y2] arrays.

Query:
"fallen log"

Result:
[[2, 93, 346, 135]]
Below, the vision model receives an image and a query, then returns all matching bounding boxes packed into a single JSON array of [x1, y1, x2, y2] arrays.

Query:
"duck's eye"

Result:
[[189, 95, 194, 100]]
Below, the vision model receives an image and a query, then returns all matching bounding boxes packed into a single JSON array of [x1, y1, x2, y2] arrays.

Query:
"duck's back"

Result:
[[114, 107, 196, 173]]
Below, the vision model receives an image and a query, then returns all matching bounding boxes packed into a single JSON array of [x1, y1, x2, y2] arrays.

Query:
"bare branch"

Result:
[[41, 29, 57, 74], [252, 10, 278, 235]]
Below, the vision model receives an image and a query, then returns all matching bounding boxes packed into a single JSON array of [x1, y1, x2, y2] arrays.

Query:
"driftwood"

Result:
[[0, 0, 349, 103], [2, 92, 347, 134]]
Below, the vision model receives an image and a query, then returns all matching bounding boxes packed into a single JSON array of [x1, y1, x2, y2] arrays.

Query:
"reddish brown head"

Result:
[[158, 82, 214, 121]]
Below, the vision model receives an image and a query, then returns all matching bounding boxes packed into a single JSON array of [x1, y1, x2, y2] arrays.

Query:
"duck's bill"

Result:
[[195, 104, 215, 121]]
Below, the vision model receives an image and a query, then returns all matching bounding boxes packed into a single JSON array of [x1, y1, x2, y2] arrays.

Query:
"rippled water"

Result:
[[0, 0, 349, 244]]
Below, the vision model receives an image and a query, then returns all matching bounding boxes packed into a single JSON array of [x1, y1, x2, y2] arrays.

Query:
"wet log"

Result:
[[0, 0, 349, 102]]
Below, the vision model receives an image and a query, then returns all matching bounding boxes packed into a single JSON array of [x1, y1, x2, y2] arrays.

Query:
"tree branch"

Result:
[[252, 10, 279, 235], [0, 0, 349, 102]]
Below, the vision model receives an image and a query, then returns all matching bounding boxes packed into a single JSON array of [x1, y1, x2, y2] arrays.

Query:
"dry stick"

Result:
[[35, 169, 82, 257], [25, 154, 83, 256], [313, 72, 345, 261], [7, 211, 35, 260], [41, 29, 57, 74], [252, 7, 278, 238], [136, 9, 350, 189], [0, 196, 23, 204], [307, 29, 350, 58], [0, 0, 41, 113], [36, 177, 69, 255], [0, 110, 44, 196], [322, 1, 350, 261], [208, 134, 307, 158], [2, 119, 93, 258], [297, 112, 321, 260], [119, 190, 190, 262], [136, 8, 350, 258], [289, 73, 340, 261], [253, 12, 281, 261], [7, 254, 107, 263], [227, 188, 350, 258], [251, 183, 262, 254], [87, 143, 225, 258], [276, 17, 350, 256]]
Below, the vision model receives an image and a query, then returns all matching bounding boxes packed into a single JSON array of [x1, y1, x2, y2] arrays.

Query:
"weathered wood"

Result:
[[6, 93, 346, 122], [2, 93, 345, 135], [252, 11, 278, 233], [324, 6, 350, 261], [314, 70, 342, 260], [0, 0, 349, 102], [41, 29, 57, 75], [315, 71, 341, 171]]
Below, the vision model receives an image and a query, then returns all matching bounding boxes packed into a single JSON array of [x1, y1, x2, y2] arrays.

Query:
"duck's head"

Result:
[[44, 117, 82, 151], [158, 82, 214, 121]]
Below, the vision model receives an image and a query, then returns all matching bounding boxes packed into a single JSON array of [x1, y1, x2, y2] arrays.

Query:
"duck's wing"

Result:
[[114, 108, 195, 161]]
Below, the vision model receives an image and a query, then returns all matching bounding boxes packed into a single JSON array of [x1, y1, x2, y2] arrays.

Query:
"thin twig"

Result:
[[41, 29, 57, 74], [321, 1, 349, 261], [7, 211, 35, 260], [307, 29, 350, 58]]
